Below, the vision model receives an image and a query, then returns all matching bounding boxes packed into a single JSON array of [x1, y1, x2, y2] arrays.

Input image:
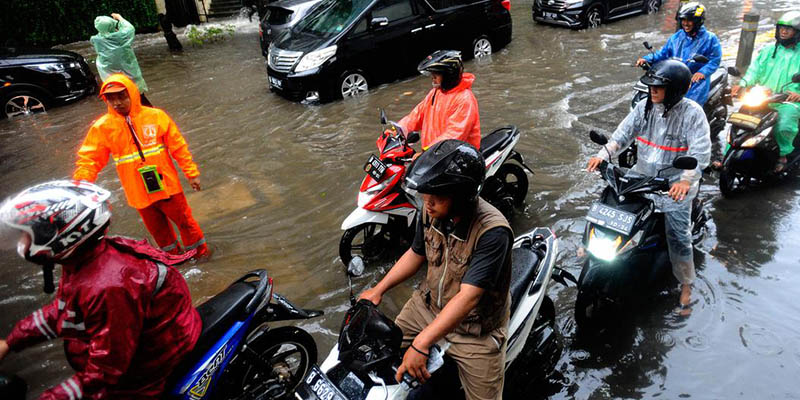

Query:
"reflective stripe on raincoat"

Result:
[[73, 74, 200, 209], [398, 73, 481, 150], [91, 16, 148, 93], [643, 26, 722, 105], [5, 237, 201, 400]]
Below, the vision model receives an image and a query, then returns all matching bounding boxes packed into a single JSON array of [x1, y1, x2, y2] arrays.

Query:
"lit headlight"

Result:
[[587, 229, 622, 261], [294, 45, 337, 73], [742, 86, 769, 107], [24, 62, 78, 73]]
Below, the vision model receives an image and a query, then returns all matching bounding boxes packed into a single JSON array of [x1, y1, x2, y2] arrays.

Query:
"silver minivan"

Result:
[[258, 0, 322, 57]]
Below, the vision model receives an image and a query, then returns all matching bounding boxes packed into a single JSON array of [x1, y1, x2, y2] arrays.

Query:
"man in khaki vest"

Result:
[[360, 140, 513, 400]]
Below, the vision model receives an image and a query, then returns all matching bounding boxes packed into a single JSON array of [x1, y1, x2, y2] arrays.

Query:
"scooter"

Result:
[[0, 270, 323, 400], [575, 131, 707, 332], [718, 70, 800, 197], [298, 227, 576, 400], [339, 110, 533, 267], [166, 269, 323, 399]]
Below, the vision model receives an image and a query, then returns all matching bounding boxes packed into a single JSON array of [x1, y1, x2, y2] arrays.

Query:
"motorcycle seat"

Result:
[[709, 67, 727, 88], [194, 281, 257, 358], [480, 126, 517, 157], [509, 246, 541, 314]]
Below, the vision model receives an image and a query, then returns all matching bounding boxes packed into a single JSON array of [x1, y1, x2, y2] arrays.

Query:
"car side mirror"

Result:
[[379, 108, 387, 125], [672, 156, 697, 170], [792, 73, 800, 83], [692, 54, 708, 63], [727, 66, 741, 77], [348, 256, 365, 277], [371, 17, 389, 28], [407, 131, 420, 144], [589, 130, 609, 145], [643, 41, 653, 51]]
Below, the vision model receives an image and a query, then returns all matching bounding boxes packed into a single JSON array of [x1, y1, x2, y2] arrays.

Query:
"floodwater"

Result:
[[2, 0, 799, 398]]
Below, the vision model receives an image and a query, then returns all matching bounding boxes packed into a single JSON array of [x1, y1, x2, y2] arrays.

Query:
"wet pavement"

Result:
[[2, 0, 800, 398]]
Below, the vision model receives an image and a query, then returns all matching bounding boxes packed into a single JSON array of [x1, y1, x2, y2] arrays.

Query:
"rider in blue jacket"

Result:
[[636, 2, 722, 107]]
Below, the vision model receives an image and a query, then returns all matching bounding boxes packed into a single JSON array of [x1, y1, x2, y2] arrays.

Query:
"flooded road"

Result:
[[2, 0, 800, 398]]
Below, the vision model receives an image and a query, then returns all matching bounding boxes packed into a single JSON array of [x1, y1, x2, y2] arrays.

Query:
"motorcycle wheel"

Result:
[[220, 326, 317, 400], [719, 168, 736, 197], [574, 288, 603, 334], [497, 163, 529, 205], [339, 222, 394, 267]]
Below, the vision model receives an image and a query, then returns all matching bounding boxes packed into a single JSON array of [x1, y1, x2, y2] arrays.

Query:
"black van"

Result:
[[266, 0, 512, 102]]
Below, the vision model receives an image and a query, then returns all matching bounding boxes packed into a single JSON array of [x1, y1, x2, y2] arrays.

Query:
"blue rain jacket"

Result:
[[643, 27, 722, 106]]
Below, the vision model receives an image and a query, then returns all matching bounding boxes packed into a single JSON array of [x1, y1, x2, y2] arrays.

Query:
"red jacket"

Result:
[[5, 237, 202, 400], [398, 73, 481, 150]]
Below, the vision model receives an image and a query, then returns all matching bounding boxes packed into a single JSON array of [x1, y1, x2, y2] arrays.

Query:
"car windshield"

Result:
[[292, 0, 372, 38]]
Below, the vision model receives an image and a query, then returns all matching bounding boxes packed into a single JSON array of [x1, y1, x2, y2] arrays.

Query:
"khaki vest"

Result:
[[419, 198, 512, 336]]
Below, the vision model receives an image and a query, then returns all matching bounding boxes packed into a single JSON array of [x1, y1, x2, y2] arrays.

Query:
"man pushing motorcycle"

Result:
[[587, 60, 711, 312], [0, 181, 200, 399], [360, 140, 512, 400]]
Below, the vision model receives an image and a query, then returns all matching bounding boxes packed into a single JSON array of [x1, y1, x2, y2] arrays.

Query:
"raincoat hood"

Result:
[[94, 16, 118, 35], [444, 72, 475, 94], [99, 73, 142, 117]]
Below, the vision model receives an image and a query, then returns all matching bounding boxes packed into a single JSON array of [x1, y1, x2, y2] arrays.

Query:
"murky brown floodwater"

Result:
[[2, 0, 800, 398]]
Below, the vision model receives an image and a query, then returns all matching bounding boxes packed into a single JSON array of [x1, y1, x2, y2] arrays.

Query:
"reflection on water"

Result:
[[1, 0, 800, 398]]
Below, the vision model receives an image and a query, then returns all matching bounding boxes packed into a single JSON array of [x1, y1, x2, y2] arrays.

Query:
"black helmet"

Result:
[[405, 139, 484, 202], [676, 2, 706, 34], [640, 59, 691, 114], [417, 50, 463, 91], [775, 11, 800, 50]]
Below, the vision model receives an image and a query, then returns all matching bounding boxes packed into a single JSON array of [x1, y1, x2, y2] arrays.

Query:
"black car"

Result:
[[266, 0, 512, 102], [0, 47, 97, 118], [532, 0, 661, 29]]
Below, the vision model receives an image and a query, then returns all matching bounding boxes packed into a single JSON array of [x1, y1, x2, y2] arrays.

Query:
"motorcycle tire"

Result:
[[497, 163, 529, 205], [574, 288, 603, 335], [339, 222, 395, 267], [219, 326, 317, 400], [719, 169, 736, 197]]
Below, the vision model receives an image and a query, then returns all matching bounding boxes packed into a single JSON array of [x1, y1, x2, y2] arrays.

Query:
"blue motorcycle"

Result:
[[0, 269, 323, 400]]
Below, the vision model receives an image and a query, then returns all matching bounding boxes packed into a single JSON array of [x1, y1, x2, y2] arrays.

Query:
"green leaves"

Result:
[[185, 24, 235, 46]]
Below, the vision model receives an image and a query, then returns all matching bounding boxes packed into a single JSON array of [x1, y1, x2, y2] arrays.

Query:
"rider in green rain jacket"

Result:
[[732, 11, 800, 168], [91, 14, 149, 95]]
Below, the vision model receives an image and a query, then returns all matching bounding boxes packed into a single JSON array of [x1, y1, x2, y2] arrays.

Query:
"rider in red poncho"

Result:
[[398, 50, 481, 151], [0, 181, 201, 400]]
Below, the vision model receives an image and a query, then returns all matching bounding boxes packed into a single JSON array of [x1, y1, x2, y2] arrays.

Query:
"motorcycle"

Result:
[[718, 70, 800, 196], [575, 131, 707, 332], [339, 110, 533, 267], [298, 227, 576, 400], [622, 41, 732, 168]]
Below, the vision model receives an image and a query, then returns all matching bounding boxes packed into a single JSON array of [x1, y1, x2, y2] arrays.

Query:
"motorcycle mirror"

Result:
[[691, 54, 708, 63], [407, 131, 420, 144], [589, 130, 609, 145], [727, 66, 741, 77], [792, 73, 800, 83], [348, 256, 365, 277], [672, 156, 697, 170], [379, 108, 387, 125], [643, 41, 653, 51]]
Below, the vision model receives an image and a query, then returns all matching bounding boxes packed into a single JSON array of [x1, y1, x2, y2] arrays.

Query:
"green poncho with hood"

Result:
[[90, 16, 148, 93]]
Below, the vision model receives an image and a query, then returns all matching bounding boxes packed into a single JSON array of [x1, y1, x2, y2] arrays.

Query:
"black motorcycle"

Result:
[[718, 70, 800, 196], [575, 131, 708, 332]]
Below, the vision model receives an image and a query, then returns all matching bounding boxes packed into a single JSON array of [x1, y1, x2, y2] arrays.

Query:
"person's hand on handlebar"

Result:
[[586, 157, 604, 172], [691, 72, 705, 83], [635, 58, 648, 67], [668, 180, 691, 201], [787, 91, 800, 103], [396, 339, 431, 384], [0, 339, 9, 362], [358, 287, 383, 306]]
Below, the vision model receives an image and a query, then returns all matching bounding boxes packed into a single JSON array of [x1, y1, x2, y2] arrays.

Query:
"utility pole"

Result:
[[736, 13, 760, 73]]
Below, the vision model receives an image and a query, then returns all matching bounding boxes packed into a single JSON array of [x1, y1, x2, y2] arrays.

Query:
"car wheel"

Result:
[[584, 6, 603, 29], [643, 0, 660, 14], [339, 71, 369, 99], [2, 91, 48, 118], [472, 36, 493, 59]]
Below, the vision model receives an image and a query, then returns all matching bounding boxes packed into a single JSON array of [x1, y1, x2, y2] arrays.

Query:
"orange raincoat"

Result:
[[74, 74, 199, 210], [398, 73, 481, 150]]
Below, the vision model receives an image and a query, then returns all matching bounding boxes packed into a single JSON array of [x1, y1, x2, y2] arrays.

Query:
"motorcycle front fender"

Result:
[[341, 207, 389, 230], [265, 293, 323, 322]]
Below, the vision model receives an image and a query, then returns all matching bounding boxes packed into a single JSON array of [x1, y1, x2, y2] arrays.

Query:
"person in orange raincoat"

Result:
[[397, 50, 481, 151], [73, 74, 209, 258]]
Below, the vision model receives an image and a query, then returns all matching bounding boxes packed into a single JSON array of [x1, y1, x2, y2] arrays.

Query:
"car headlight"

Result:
[[24, 62, 79, 73], [294, 45, 337, 73]]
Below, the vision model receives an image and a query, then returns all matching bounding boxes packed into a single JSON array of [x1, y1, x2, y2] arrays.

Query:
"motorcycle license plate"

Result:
[[364, 155, 387, 181], [268, 76, 283, 89], [586, 203, 636, 235], [299, 365, 347, 400]]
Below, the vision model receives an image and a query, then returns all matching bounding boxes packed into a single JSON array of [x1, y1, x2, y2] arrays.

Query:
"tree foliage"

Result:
[[1, 0, 159, 47]]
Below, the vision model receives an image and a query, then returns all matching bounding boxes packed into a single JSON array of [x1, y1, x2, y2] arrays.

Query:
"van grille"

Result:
[[269, 47, 303, 73], [537, 0, 566, 11]]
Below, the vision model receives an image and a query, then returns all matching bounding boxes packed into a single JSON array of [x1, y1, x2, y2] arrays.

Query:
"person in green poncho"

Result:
[[731, 11, 800, 172], [91, 13, 152, 106]]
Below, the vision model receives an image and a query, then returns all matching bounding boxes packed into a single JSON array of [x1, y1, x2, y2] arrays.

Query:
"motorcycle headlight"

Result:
[[587, 228, 622, 261], [742, 86, 769, 107], [24, 62, 78, 73], [294, 45, 337, 73], [365, 173, 396, 196], [741, 131, 769, 148]]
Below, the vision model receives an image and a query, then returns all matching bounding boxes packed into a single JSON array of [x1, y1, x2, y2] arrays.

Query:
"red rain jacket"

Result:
[[398, 73, 481, 150], [5, 237, 201, 400]]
